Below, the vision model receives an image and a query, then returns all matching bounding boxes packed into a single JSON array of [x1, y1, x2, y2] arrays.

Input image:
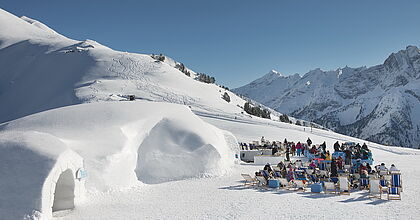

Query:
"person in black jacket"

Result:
[[334, 141, 340, 152], [330, 159, 338, 177], [307, 138, 312, 147], [285, 146, 290, 161], [344, 148, 352, 165], [263, 163, 273, 173], [362, 142, 368, 150]]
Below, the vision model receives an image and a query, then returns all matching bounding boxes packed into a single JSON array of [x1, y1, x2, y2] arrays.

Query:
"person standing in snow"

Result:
[[261, 136, 265, 145], [271, 147, 276, 155], [285, 145, 290, 161], [330, 159, 338, 177], [333, 141, 340, 152], [325, 150, 332, 161], [336, 156, 344, 170], [296, 142, 302, 157], [362, 142, 368, 150], [291, 143, 296, 156], [320, 141, 327, 154], [310, 145, 318, 155], [344, 148, 352, 165], [307, 138, 312, 147]]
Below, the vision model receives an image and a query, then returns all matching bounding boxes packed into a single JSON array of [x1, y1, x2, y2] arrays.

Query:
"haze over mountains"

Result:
[[234, 46, 420, 149]]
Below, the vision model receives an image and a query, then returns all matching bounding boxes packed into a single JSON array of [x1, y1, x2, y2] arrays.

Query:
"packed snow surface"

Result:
[[51, 114, 420, 220], [0, 101, 238, 219]]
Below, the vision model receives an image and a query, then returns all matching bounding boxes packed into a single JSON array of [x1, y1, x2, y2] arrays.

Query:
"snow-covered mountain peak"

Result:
[[268, 69, 283, 76], [246, 69, 286, 86]]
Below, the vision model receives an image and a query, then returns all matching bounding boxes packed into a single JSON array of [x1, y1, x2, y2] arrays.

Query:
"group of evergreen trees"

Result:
[[279, 114, 291, 123], [197, 73, 215, 84], [175, 63, 191, 77], [150, 55, 217, 85], [243, 102, 271, 119], [220, 85, 230, 91], [151, 54, 165, 62], [222, 92, 230, 102]]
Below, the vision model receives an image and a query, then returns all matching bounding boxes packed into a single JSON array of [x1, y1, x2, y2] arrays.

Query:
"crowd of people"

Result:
[[240, 137, 373, 165], [251, 137, 400, 190]]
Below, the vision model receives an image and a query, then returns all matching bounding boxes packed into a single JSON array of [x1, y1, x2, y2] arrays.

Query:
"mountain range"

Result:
[[234, 46, 420, 148]]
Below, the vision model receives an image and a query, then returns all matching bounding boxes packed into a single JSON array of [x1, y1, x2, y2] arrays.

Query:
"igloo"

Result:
[[0, 131, 85, 219]]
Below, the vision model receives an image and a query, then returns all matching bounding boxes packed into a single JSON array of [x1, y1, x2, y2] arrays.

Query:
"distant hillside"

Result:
[[0, 8, 256, 123]]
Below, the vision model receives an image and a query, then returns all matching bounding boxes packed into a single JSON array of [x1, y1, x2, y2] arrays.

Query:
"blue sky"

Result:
[[2, 0, 420, 88]]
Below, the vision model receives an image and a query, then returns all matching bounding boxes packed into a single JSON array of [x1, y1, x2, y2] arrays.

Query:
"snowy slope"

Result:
[[234, 46, 420, 148], [0, 8, 252, 124]]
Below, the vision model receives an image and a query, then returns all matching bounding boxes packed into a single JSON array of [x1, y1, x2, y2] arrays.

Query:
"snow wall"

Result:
[[0, 101, 238, 218]]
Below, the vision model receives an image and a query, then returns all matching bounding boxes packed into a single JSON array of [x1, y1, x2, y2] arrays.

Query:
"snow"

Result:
[[0, 101, 238, 219], [51, 114, 420, 220]]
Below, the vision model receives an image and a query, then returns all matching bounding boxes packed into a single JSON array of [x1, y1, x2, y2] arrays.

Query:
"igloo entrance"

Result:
[[52, 169, 75, 212]]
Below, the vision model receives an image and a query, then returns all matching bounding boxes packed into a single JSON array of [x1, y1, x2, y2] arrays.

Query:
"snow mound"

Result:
[[136, 118, 223, 184], [0, 131, 85, 220], [0, 101, 236, 191]]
